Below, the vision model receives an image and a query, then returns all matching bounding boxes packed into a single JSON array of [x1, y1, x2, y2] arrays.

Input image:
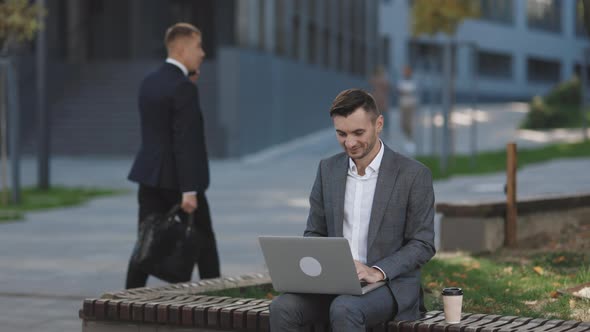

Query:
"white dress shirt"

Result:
[[343, 140, 387, 279], [166, 58, 189, 76], [165, 58, 195, 197]]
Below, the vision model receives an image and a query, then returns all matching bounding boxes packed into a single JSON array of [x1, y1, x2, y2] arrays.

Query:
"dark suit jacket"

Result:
[[128, 63, 209, 193], [304, 144, 436, 321]]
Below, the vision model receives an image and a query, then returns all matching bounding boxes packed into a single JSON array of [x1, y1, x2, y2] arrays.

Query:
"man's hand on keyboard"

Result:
[[354, 260, 385, 284]]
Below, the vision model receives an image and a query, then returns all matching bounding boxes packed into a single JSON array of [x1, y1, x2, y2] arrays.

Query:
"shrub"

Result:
[[522, 76, 588, 129]]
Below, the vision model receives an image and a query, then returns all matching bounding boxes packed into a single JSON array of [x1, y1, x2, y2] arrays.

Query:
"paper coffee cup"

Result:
[[442, 287, 463, 324]]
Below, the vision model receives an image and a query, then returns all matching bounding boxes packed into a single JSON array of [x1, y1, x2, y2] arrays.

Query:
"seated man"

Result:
[[270, 89, 436, 331]]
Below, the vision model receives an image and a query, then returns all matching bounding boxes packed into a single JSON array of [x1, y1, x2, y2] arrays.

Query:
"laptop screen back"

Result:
[[258, 236, 363, 295]]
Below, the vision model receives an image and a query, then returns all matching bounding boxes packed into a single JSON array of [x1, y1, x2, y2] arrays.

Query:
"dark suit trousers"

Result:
[[269, 285, 397, 331], [125, 184, 221, 289]]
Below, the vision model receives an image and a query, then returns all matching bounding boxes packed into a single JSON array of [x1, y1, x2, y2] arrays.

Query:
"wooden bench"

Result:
[[80, 300, 590, 332], [80, 275, 590, 332]]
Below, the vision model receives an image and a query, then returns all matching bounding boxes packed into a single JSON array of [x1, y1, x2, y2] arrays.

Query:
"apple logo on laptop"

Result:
[[299, 256, 322, 277]]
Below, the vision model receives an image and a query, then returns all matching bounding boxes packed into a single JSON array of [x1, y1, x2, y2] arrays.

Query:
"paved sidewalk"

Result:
[[0, 103, 589, 331]]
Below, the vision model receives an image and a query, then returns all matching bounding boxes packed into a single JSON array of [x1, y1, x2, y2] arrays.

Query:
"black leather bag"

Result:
[[130, 205, 195, 283]]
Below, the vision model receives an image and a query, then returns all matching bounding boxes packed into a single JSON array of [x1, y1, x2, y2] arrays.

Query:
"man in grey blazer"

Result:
[[270, 89, 436, 331]]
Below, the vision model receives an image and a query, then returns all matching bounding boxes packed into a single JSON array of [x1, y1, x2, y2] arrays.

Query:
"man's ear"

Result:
[[376, 115, 384, 132]]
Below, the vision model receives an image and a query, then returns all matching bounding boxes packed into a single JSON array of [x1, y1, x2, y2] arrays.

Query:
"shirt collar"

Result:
[[165, 58, 188, 76], [348, 140, 384, 176]]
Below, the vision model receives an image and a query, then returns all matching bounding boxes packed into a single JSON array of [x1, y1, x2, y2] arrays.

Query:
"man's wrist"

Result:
[[372, 266, 387, 281]]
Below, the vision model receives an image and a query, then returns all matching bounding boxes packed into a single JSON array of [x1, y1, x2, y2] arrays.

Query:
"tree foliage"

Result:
[[0, 0, 46, 55], [411, 0, 480, 37]]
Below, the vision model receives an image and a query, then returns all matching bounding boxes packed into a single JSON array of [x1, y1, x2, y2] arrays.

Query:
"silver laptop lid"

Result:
[[258, 236, 365, 295]]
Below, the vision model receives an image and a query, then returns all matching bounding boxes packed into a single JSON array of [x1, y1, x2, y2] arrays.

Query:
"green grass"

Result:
[[0, 186, 124, 222], [417, 140, 590, 180], [422, 251, 590, 320], [204, 251, 590, 320]]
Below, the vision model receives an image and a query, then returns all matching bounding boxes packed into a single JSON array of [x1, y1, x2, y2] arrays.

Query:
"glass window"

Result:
[[480, 0, 513, 24], [527, 57, 561, 83], [307, 22, 317, 64], [309, 0, 317, 19], [323, 28, 331, 67], [381, 36, 390, 69], [337, 33, 343, 70], [574, 63, 590, 79], [477, 50, 513, 79], [576, 0, 587, 37], [359, 41, 367, 76], [324, 0, 331, 23], [259, 0, 266, 50], [275, 0, 286, 55], [408, 40, 443, 73], [527, 0, 562, 33], [293, 15, 300, 59]]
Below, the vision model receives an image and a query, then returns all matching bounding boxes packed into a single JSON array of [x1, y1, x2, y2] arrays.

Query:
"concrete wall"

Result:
[[439, 205, 590, 253], [215, 47, 369, 158]]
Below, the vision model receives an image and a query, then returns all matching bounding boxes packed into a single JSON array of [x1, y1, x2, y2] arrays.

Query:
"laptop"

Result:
[[258, 236, 386, 295]]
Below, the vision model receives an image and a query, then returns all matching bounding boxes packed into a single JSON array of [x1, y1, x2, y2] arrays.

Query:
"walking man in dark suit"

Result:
[[270, 89, 436, 331], [125, 23, 220, 289]]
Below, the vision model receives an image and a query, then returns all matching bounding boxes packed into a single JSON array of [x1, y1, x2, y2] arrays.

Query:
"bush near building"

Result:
[[521, 77, 590, 129]]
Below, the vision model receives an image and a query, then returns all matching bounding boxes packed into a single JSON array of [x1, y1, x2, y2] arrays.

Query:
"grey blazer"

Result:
[[304, 144, 436, 321]]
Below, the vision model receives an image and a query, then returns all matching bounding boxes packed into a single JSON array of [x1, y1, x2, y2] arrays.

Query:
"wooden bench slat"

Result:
[[143, 294, 186, 323], [506, 318, 551, 332], [563, 324, 590, 332], [93, 299, 109, 320], [447, 313, 489, 332], [247, 303, 272, 331], [180, 296, 231, 327], [156, 295, 196, 324], [530, 319, 569, 332], [494, 317, 534, 332], [429, 313, 476, 332], [541, 321, 583, 332], [205, 297, 255, 328], [478, 316, 521, 332], [461, 314, 504, 332], [205, 298, 263, 329], [193, 297, 242, 327], [218, 299, 267, 330], [82, 299, 96, 319], [415, 315, 447, 332], [232, 302, 271, 329], [131, 295, 173, 322], [105, 299, 125, 321], [166, 295, 209, 325], [258, 309, 271, 331]]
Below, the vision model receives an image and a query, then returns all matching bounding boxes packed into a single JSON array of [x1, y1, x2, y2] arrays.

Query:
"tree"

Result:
[[411, 0, 480, 37], [0, 0, 45, 55], [0, 0, 45, 204], [410, 0, 479, 171]]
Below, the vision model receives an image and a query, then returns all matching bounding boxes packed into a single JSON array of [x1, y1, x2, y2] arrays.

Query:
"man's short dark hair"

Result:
[[164, 23, 201, 49], [329, 89, 381, 120]]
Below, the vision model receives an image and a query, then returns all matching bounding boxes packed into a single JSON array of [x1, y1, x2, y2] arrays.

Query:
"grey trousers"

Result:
[[269, 285, 397, 332]]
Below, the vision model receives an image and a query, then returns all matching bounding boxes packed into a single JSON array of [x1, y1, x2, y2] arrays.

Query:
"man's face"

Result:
[[180, 34, 205, 72], [333, 108, 383, 161]]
